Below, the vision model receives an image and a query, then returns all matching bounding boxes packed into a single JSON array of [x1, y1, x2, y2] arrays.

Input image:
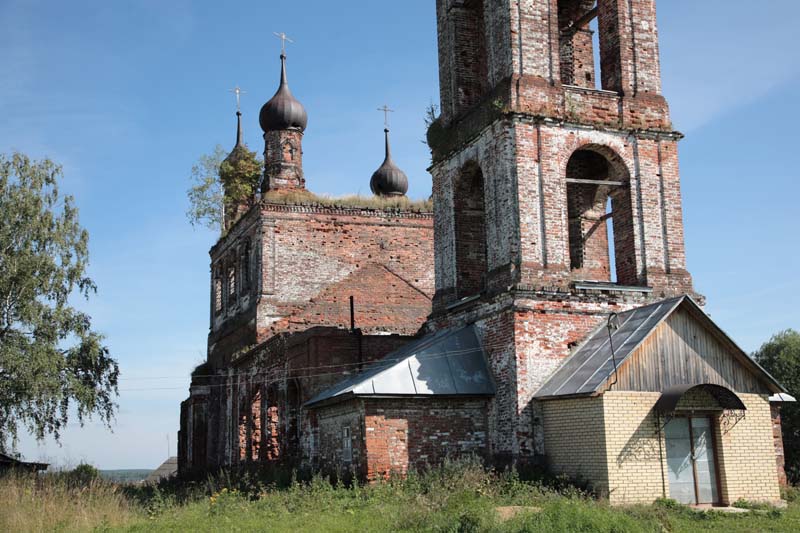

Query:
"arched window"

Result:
[[213, 266, 223, 316], [449, 0, 488, 114], [454, 161, 488, 298], [558, 0, 599, 88], [282, 142, 295, 162], [240, 240, 251, 295], [265, 383, 281, 462], [226, 260, 237, 308], [557, 1, 625, 92], [250, 389, 262, 462], [566, 146, 637, 285]]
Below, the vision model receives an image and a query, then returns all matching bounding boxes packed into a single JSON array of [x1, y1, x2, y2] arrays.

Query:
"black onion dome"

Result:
[[259, 54, 308, 133], [223, 111, 247, 165], [370, 129, 408, 197]]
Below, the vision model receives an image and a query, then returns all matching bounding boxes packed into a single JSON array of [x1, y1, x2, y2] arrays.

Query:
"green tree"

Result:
[[0, 152, 119, 450], [754, 329, 800, 484], [186, 145, 262, 232]]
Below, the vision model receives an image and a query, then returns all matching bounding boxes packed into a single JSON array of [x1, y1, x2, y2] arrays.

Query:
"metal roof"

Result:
[[654, 384, 747, 413], [306, 325, 495, 407], [535, 295, 787, 399], [535, 296, 686, 399]]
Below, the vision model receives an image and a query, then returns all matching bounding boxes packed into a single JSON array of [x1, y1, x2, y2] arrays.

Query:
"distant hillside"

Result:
[[98, 469, 152, 483]]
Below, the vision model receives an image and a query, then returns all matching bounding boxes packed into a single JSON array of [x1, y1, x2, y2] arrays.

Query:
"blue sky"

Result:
[[2, 0, 798, 469]]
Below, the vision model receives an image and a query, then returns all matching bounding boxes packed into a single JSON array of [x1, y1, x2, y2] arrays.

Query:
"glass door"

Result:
[[665, 416, 719, 505], [691, 417, 719, 504]]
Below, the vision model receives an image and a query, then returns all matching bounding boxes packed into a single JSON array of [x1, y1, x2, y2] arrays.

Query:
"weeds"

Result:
[[1, 461, 799, 532]]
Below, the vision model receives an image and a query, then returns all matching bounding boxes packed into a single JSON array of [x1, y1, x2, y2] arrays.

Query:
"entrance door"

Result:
[[665, 417, 719, 505]]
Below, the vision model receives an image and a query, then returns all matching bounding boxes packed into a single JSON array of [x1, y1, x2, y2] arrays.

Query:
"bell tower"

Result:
[[428, 0, 695, 463]]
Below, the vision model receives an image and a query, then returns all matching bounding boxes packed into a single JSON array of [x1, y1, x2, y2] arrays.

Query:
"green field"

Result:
[[2, 460, 798, 532], [99, 470, 153, 484]]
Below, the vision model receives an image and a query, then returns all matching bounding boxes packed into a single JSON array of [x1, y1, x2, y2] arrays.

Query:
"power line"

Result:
[[117, 345, 486, 393], [118, 343, 486, 382]]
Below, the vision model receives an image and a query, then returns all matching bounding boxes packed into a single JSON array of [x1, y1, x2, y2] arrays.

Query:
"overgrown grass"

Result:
[[0, 471, 137, 532], [2, 459, 799, 532], [262, 190, 433, 213]]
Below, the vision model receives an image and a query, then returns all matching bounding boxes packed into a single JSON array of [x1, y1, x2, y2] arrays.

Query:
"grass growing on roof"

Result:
[[262, 190, 433, 213]]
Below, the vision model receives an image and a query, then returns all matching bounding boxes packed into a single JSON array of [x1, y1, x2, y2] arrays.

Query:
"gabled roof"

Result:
[[269, 263, 431, 337], [145, 457, 178, 484], [535, 296, 787, 399], [306, 325, 495, 407]]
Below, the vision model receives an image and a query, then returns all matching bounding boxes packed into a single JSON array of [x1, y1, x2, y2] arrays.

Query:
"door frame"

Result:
[[666, 413, 723, 506]]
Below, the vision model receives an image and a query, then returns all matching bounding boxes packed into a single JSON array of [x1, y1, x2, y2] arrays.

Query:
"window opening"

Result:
[[227, 263, 236, 299], [454, 161, 487, 298], [566, 147, 636, 285], [240, 241, 251, 294], [213, 268, 223, 315], [605, 197, 617, 283], [342, 426, 352, 463], [449, 0, 488, 115], [558, 1, 599, 89]]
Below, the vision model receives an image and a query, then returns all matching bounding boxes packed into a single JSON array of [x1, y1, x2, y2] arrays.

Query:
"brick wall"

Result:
[[205, 201, 434, 367], [362, 398, 489, 480], [542, 391, 783, 505], [601, 392, 666, 504], [256, 204, 434, 339], [541, 396, 610, 494], [314, 399, 366, 476], [264, 130, 305, 191], [716, 394, 782, 503]]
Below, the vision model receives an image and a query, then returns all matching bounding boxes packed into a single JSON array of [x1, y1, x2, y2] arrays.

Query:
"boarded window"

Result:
[[240, 241, 251, 294], [448, 0, 488, 115], [342, 426, 352, 463], [454, 161, 487, 298]]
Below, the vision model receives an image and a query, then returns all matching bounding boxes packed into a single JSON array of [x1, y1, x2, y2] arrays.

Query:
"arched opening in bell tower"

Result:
[[557, 1, 624, 92], [449, 0, 488, 114], [566, 146, 637, 285], [454, 161, 487, 298]]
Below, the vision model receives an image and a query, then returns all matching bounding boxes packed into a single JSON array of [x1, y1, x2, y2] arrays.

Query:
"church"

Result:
[[179, 0, 792, 506]]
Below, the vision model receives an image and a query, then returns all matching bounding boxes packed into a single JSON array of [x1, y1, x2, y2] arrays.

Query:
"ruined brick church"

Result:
[[180, 0, 793, 505]]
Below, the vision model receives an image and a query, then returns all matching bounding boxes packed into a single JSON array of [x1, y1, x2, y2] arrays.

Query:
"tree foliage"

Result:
[[754, 329, 800, 483], [186, 145, 262, 232], [185, 146, 226, 232], [0, 152, 119, 450]]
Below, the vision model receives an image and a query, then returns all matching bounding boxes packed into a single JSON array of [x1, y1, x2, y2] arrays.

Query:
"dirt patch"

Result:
[[495, 506, 541, 522]]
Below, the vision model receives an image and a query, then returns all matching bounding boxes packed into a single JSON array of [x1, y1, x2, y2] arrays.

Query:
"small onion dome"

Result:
[[259, 54, 308, 133], [370, 128, 408, 197], [223, 111, 247, 165]]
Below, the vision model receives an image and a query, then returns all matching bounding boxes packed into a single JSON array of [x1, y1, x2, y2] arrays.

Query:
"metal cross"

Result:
[[377, 105, 395, 128], [229, 86, 246, 112], [273, 32, 294, 55]]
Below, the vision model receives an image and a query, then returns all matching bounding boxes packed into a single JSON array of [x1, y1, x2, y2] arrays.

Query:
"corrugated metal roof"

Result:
[[535, 296, 685, 398], [306, 326, 495, 407]]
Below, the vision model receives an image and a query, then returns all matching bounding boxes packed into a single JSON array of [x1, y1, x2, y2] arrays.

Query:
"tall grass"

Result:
[[1, 459, 797, 532], [0, 472, 138, 532]]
